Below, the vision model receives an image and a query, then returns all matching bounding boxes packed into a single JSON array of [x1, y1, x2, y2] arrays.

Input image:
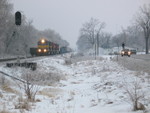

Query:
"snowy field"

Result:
[[0, 54, 150, 113]]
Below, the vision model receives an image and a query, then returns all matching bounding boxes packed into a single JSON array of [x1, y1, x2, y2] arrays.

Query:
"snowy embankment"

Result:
[[115, 55, 150, 74], [0, 54, 150, 113]]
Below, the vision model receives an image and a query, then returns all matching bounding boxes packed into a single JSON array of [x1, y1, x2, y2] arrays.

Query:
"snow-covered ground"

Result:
[[0, 54, 150, 113]]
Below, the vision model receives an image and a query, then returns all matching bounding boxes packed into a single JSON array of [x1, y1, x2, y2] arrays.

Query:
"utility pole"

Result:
[[95, 38, 96, 60], [97, 33, 99, 56]]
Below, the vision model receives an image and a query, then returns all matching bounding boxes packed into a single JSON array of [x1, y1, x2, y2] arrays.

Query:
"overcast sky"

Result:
[[10, 0, 150, 48]]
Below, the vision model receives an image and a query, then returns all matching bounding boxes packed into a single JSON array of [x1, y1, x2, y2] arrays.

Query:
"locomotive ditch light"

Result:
[[38, 49, 41, 52], [44, 49, 47, 52]]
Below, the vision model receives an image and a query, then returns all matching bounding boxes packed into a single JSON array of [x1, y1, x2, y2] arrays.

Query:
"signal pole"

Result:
[[97, 33, 99, 56], [15, 11, 22, 63]]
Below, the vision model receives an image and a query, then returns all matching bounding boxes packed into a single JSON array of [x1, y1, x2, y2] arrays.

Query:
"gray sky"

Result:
[[10, 0, 150, 48]]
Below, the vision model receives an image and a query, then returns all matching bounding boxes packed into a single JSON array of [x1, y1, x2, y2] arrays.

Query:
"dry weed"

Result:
[[0, 92, 3, 98], [35, 98, 41, 102], [70, 81, 80, 84], [38, 91, 55, 98], [38, 88, 63, 98], [0, 104, 16, 113], [0, 110, 14, 113], [65, 58, 72, 65], [27, 71, 66, 86], [70, 91, 76, 96], [1, 85, 18, 94], [14, 97, 31, 111]]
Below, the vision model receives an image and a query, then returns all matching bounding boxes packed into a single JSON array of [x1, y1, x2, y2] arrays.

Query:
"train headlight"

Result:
[[44, 49, 47, 52], [41, 39, 45, 44], [38, 49, 41, 52]]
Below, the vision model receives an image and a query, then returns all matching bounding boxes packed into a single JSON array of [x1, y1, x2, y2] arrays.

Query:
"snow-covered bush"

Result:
[[28, 71, 66, 86], [123, 78, 146, 111], [0, 76, 5, 86], [0, 109, 12, 113], [21, 72, 40, 101], [64, 58, 72, 65]]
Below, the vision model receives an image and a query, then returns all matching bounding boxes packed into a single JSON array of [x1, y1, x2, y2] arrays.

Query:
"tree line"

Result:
[[77, 4, 150, 54], [0, 0, 69, 57]]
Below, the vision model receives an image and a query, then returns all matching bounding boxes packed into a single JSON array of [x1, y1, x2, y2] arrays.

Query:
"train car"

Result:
[[36, 38, 60, 56], [37, 38, 49, 55], [30, 38, 70, 56], [60, 47, 67, 54], [60, 46, 72, 54], [52, 43, 59, 54]]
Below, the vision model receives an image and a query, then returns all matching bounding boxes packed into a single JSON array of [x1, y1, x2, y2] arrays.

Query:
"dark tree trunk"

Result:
[[145, 37, 149, 54], [133, 100, 138, 111]]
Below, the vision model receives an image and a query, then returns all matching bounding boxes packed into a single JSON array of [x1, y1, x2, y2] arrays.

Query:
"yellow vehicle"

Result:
[[121, 49, 131, 57]]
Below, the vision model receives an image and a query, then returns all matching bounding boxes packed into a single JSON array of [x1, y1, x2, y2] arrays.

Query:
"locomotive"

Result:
[[30, 38, 70, 56]]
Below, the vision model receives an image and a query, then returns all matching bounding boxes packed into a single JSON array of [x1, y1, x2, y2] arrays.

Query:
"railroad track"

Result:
[[0, 56, 31, 62], [0, 56, 39, 84], [0, 54, 62, 71], [0, 55, 47, 63], [0, 53, 62, 62], [0, 56, 38, 71]]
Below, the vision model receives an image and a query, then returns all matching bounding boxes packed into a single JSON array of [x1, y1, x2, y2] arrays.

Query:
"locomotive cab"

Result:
[[30, 37, 63, 56], [37, 38, 49, 55]]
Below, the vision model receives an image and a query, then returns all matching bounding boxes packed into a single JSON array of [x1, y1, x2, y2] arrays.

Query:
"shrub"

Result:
[[123, 78, 146, 111]]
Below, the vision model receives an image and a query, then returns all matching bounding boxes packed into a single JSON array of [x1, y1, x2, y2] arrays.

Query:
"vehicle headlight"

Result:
[[121, 51, 124, 54], [128, 51, 131, 54]]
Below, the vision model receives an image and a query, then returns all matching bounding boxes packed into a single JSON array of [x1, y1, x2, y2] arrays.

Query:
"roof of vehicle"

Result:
[[122, 49, 130, 51], [130, 50, 136, 51]]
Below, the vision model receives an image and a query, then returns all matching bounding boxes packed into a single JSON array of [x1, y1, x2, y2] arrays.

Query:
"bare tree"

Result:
[[135, 4, 150, 54], [80, 18, 105, 46], [0, 0, 70, 57], [4, 21, 16, 54], [0, 0, 13, 55], [19, 20, 36, 56], [78, 18, 105, 53], [123, 78, 146, 111], [112, 33, 125, 48], [21, 71, 39, 101], [76, 34, 92, 52], [99, 32, 112, 48]]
